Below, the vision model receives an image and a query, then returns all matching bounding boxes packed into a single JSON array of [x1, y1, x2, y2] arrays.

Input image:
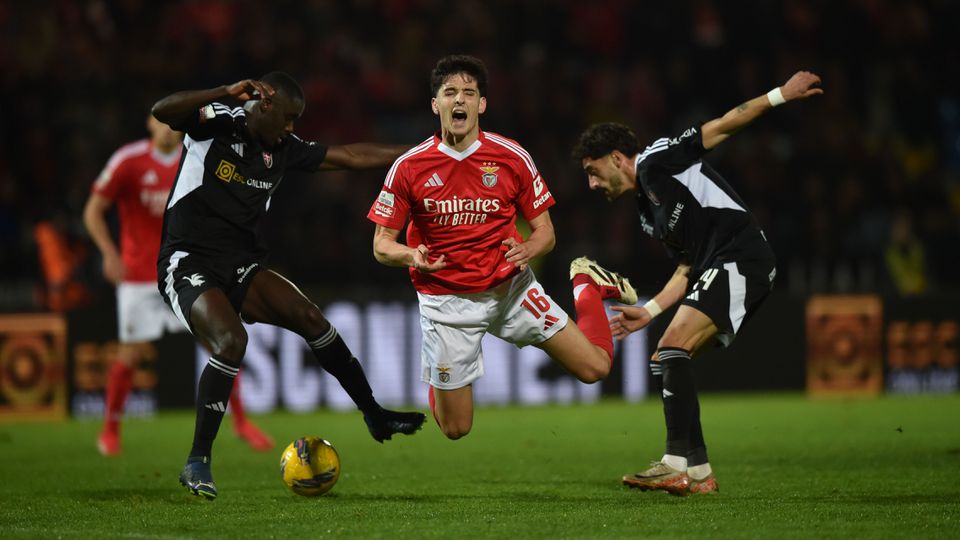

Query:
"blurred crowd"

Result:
[[1, 0, 958, 311]]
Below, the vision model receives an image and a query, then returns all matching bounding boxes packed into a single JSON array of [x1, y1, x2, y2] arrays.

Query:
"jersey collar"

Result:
[[435, 130, 483, 161]]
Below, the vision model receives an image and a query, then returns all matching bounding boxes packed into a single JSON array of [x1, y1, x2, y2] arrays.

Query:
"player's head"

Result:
[[430, 55, 488, 140], [146, 114, 182, 152], [571, 123, 641, 201], [247, 71, 305, 149]]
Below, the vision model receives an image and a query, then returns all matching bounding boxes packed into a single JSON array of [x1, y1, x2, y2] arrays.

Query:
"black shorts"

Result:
[[156, 251, 263, 333], [680, 257, 776, 347]]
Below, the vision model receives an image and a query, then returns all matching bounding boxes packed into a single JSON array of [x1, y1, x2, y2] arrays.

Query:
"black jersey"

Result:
[[158, 102, 328, 264], [634, 125, 773, 272]]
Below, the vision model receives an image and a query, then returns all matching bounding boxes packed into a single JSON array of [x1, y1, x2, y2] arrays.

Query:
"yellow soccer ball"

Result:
[[280, 436, 340, 496]]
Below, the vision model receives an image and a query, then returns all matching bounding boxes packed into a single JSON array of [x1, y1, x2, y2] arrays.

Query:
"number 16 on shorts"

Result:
[[520, 287, 562, 332]]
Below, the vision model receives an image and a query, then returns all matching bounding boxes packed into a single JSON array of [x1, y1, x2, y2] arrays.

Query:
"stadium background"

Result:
[[0, 1, 958, 417]]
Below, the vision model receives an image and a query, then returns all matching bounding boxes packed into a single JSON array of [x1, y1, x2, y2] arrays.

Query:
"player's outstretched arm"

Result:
[[372, 224, 446, 273], [320, 144, 411, 170], [151, 79, 276, 126], [609, 264, 690, 340], [701, 70, 823, 150]]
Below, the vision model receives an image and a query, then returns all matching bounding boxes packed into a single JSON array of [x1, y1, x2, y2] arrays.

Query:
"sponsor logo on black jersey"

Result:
[[215, 160, 237, 183], [215, 159, 274, 190]]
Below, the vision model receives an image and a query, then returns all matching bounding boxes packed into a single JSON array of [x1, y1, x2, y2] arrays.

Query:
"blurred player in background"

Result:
[[152, 72, 426, 499], [368, 55, 634, 441], [572, 71, 823, 495], [83, 115, 273, 457]]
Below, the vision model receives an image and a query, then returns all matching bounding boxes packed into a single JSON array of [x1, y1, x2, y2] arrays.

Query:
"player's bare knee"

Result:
[[300, 304, 330, 336], [210, 328, 248, 363], [658, 329, 689, 350], [439, 421, 471, 440], [571, 357, 608, 383]]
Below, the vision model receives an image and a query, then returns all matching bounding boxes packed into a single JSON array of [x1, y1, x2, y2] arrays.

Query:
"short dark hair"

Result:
[[430, 55, 488, 97], [571, 123, 641, 161], [261, 71, 304, 102]]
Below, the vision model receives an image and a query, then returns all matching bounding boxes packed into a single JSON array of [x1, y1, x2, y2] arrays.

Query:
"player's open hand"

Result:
[[225, 79, 276, 102], [412, 244, 446, 274], [609, 305, 653, 340], [502, 237, 532, 271], [781, 71, 823, 102]]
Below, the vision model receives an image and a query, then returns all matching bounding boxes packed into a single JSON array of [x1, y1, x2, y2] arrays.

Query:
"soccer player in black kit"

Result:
[[152, 72, 426, 499], [572, 71, 822, 495]]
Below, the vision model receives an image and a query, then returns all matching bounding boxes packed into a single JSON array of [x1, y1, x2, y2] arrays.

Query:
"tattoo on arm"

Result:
[[736, 102, 749, 113]]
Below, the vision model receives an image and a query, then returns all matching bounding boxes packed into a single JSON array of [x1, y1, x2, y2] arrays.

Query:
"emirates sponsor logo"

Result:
[[425, 196, 502, 226], [423, 196, 501, 214]]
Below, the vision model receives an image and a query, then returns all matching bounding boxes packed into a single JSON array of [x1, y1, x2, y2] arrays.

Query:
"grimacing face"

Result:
[[432, 73, 486, 141], [582, 154, 632, 201], [254, 93, 304, 148]]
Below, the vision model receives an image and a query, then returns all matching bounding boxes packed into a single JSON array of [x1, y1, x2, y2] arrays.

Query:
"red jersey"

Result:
[[92, 139, 182, 282], [367, 130, 556, 294]]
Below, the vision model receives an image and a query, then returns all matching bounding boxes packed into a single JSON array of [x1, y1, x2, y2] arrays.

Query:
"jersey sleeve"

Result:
[[92, 148, 130, 201], [169, 102, 244, 140], [285, 134, 329, 172], [513, 152, 554, 221], [366, 158, 412, 230], [636, 125, 708, 173]]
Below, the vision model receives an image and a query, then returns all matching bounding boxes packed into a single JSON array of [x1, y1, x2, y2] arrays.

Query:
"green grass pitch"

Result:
[[1, 394, 958, 539]]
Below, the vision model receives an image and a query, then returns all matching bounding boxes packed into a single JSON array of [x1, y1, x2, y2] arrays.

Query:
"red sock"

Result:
[[103, 361, 133, 433], [230, 373, 247, 428], [427, 386, 440, 427], [572, 274, 614, 362]]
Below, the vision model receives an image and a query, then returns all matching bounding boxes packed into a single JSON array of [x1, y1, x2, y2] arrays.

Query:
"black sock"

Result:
[[307, 326, 379, 416], [659, 347, 697, 458], [687, 399, 709, 467], [189, 356, 238, 458]]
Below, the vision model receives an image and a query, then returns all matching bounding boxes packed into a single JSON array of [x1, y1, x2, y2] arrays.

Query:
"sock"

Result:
[[687, 399, 709, 468], [571, 274, 614, 361], [662, 454, 688, 471], [659, 347, 697, 460], [688, 463, 713, 481], [229, 372, 247, 429], [103, 361, 134, 433], [307, 326, 379, 416], [189, 356, 238, 458]]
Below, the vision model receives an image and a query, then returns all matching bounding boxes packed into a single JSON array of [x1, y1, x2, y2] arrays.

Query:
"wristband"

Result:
[[643, 299, 662, 318], [767, 87, 785, 107]]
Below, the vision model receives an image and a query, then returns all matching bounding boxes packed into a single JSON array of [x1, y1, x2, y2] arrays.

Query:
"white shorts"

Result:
[[117, 282, 185, 343], [418, 268, 570, 390]]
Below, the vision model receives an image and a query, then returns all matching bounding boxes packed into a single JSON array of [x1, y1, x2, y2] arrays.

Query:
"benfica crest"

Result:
[[480, 162, 499, 188], [262, 151, 274, 168], [438, 366, 451, 384]]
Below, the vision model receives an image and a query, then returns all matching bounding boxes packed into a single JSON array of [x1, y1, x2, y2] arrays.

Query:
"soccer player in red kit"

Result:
[[83, 115, 273, 456], [368, 55, 636, 439]]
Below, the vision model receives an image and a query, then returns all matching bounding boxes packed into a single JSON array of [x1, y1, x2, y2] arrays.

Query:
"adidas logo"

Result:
[[543, 314, 559, 331], [424, 172, 444, 188], [662, 389, 674, 398], [204, 401, 226, 412], [686, 290, 700, 301], [590, 264, 623, 289]]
